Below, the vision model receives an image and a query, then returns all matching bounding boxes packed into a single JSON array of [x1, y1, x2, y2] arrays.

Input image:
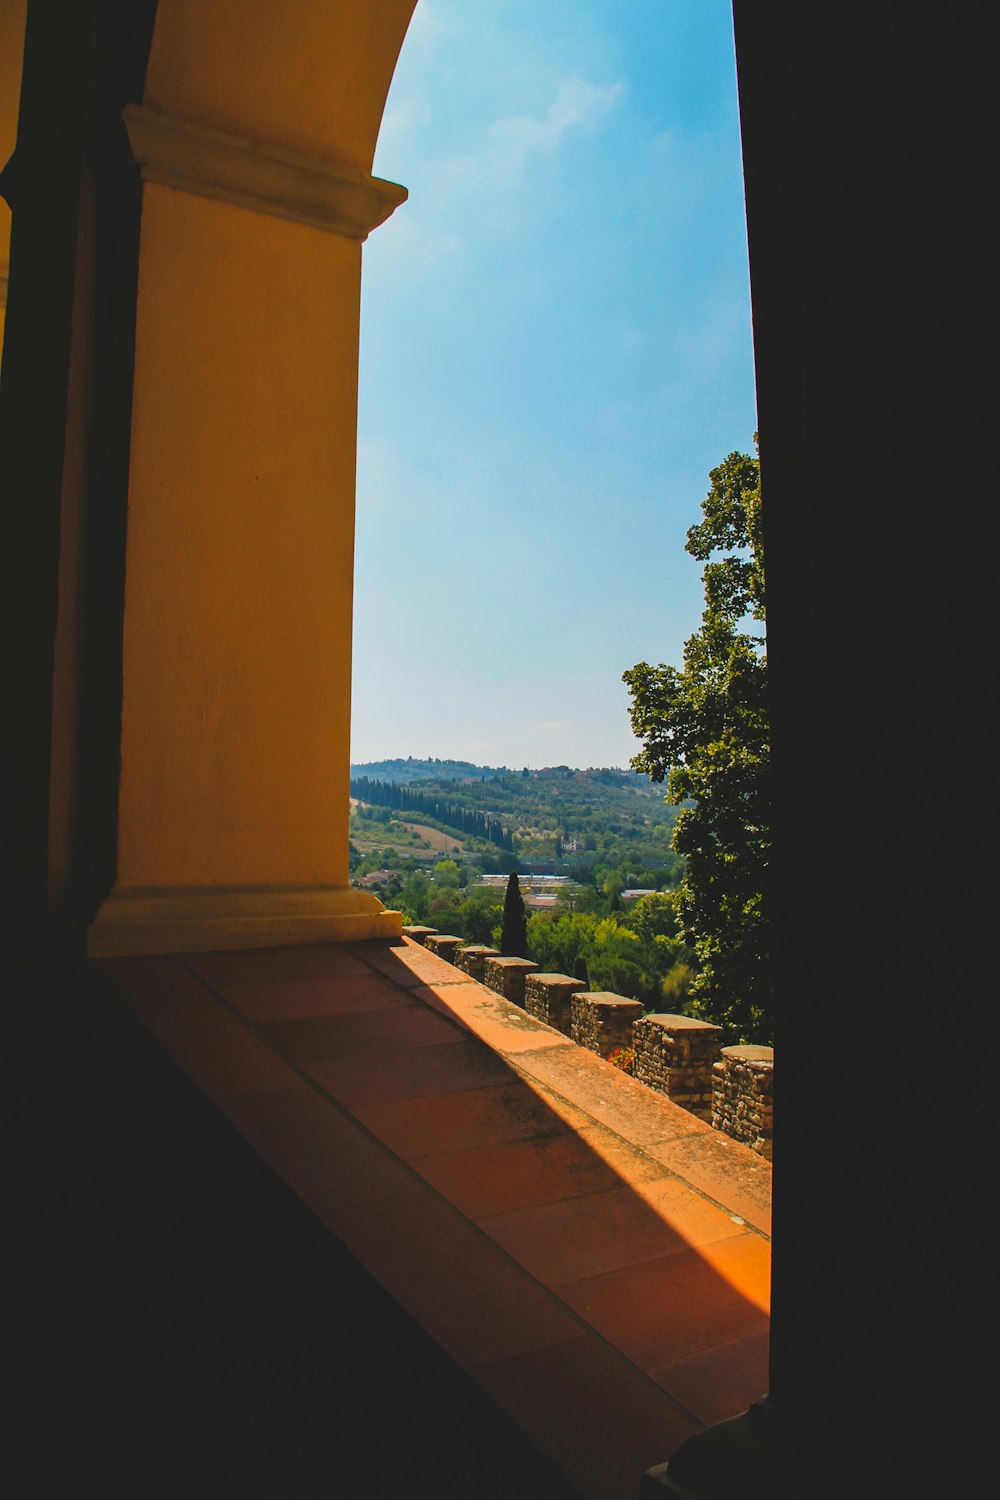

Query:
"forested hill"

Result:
[[351, 757, 650, 788], [349, 757, 507, 784], [350, 759, 679, 870]]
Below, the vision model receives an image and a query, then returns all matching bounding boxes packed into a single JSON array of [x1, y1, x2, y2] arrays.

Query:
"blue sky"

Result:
[[351, 0, 756, 769]]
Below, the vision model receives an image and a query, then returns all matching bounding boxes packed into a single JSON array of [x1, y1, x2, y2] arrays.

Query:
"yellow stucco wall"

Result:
[[145, 0, 417, 172], [118, 181, 360, 890], [89, 0, 417, 951]]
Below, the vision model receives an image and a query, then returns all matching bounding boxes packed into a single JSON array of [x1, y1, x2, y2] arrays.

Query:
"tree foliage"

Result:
[[500, 872, 529, 958], [623, 446, 771, 1042]]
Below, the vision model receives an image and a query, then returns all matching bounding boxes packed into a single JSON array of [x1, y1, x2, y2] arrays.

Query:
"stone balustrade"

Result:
[[631, 1014, 724, 1121], [396, 925, 773, 1157], [523, 973, 579, 1035], [482, 955, 538, 1006], [712, 1045, 774, 1159], [571, 991, 644, 1059]]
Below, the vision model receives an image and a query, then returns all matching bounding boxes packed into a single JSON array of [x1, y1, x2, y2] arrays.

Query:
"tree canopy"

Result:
[[623, 445, 772, 1042], [500, 871, 529, 959]]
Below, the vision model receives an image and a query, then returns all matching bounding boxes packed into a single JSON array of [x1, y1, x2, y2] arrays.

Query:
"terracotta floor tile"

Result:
[[411, 1128, 628, 1219], [258, 1003, 464, 1063], [646, 1130, 773, 1236], [472, 1335, 699, 1500], [414, 981, 575, 1054], [204, 971, 412, 1022], [554, 1240, 769, 1371], [348, 937, 469, 988], [183, 943, 373, 987], [307, 1038, 514, 1105], [94, 955, 217, 1018], [216, 1085, 423, 1223], [649, 1327, 770, 1427], [695, 1232, 771, 1313], [100, 960, 296, 1098], [332, 1189, 580, 1369], [93, 943, 772, 1493], [478, 1178, 743, 1288], [351, 1080, 579, 1160]]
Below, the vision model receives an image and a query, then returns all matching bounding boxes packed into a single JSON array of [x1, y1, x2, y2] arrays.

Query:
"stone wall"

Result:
[[455, 945, 499, 981], [482, 955, 538, 1006], [423, 933, 463, 964], [523, 973, 579, 1035], [712, 1045, 774, 1159], [402, 925, 437, 945], [631, 1014, 724, 1122], [570, 992, 644, 1060], [398, 926, 773, 1157]]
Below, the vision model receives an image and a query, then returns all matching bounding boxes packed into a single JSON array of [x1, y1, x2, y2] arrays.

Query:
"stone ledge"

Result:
[[402, 925, 438, 946]]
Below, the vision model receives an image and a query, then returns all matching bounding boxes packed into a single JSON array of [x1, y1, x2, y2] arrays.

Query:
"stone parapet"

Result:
[[455, 945, 500, 981], [523, 974, 580, 1035], [402, 925, 438, 946], [483, 956, 538, 1006], [423, 933, 463, 964], [712, 1045, 774, 1158], [571, 992, 644, 1059], [632, 1014, 724, 1121]]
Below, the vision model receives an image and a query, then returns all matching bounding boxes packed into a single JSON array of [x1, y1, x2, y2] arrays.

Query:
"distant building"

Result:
[[622, 888, 656, 903]]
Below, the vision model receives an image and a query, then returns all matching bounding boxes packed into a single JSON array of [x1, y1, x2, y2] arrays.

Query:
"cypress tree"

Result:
[[500, 871, 529, 959]]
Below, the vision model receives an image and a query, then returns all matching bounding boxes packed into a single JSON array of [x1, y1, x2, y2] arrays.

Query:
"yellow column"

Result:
[[88, 108, 405, 955]]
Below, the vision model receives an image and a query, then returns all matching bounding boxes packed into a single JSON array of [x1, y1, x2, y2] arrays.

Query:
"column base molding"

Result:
[[87, 884, 402, 957]]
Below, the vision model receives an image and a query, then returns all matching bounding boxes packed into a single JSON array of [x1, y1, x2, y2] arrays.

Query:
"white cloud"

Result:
[[440, 76, 624, 205]]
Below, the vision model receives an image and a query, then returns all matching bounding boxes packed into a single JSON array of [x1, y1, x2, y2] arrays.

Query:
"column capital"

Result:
[[119, 104, 407, 240]]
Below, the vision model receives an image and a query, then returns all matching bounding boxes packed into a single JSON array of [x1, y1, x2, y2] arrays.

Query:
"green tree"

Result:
[[432, 858, 462, 892], [500, 871, 529, 958], [623, 445, 771, 1042]]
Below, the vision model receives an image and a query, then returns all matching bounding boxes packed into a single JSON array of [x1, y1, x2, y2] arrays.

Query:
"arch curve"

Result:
[[144, 0, 417, 173]]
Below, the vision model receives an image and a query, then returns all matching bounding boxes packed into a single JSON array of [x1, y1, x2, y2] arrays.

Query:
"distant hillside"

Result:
[[350, 756, 644, 786], [349, 757, 680, 875], [350, 757, 507, 784]]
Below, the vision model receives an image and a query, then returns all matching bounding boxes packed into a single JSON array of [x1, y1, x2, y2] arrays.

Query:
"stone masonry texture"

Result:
[[570, 992, 644, 1060], [423, 934, 463, 965], [482, 956, 538, 1007], [712, 1044, 774, 1158], [402, 926, 437, 946], [523, 974, 579, 1036], [455, 946, 499, 982], [632, 1014, 724, 1121]]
